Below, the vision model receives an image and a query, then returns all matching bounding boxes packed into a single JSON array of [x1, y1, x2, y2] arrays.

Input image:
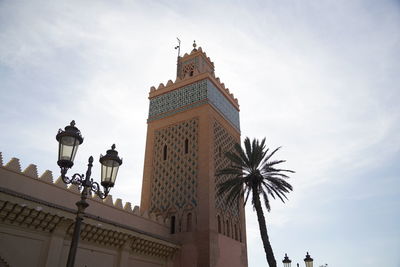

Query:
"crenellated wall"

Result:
[[0, 152, 180, 267]]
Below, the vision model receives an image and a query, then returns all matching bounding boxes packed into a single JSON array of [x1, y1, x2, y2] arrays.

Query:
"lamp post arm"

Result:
[[90, 181, 109, 199]]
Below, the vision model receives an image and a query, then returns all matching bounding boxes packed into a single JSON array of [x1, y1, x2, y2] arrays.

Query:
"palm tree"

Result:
[[217, 137, 294, 267]]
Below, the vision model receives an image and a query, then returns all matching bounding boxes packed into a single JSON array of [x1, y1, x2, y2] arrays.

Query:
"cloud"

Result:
[[0, 1, 399, 266]]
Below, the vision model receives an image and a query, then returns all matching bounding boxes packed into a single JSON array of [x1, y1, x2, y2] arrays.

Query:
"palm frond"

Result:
[[216, 137, 294, 213]]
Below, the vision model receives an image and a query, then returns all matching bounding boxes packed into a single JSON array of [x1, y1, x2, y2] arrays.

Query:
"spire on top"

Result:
[[191, 40, 197, 53]]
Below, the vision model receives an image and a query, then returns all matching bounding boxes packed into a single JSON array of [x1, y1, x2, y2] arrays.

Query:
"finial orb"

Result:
[[193, 40, 197, 48]]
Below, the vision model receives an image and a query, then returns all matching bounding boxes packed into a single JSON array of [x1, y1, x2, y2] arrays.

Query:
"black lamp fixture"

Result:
[[283, 253, 292, 267], [304, 252, 314, 267], [56, 120, 122, 267], [283, 252, 314, 267], [56, 120, 83, 169]]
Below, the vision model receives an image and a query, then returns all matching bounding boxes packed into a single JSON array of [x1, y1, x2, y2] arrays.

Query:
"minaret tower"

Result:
[[140, 42, 247, 267]]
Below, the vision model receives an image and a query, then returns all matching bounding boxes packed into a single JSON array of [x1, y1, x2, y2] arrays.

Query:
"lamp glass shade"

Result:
[[283, 253, 291, 267], [56, 120, 83, 168], [99, 144, 122, 189], [304, 252, 313, 267], [100, 159, 120, 188], [58, 135, 80, 163]]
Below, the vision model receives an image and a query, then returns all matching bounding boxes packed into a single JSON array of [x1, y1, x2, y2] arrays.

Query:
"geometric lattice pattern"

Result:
[[177, 57, 199, 79], [148, 80, 208, 121], [148, 79, 240, 130], [207, 80, 240, 131], [213, 120, 240, 221], [150, 118, 198, 215]]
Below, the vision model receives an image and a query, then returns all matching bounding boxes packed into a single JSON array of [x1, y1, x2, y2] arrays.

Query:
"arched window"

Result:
[[185, 139, 189, 154], [170, 215, 176, 234], [187, 213, 192, 232], [226, 220, 230, 237], [163, 145, 167, 160], [217, 215, 221, 233]]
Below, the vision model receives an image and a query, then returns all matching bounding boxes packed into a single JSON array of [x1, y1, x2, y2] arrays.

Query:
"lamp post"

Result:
[[56, 121, 123, 267], [282, 252, 314, 267], [304, 252, 314, 267], [283, 253, 292, 267]]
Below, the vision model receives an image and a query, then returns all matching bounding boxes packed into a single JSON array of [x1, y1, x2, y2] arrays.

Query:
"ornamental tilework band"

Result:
[[206, 80, 240, 131], [148, 80, 207, 119], [150, 118, 198, 215], [213, 120, 240, 222], [148, 79, 240, 130]]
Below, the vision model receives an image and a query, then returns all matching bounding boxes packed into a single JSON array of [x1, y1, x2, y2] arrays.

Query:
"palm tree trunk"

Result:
[[252, 187, 277, 267]]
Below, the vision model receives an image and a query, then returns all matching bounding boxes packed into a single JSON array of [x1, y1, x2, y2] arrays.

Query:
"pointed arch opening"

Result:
[[217, 215, 221, 233], [163, 145, 168, 160], [185, 139, 189, 154], [170, 215, 176, 234], [234, 224, 238, 240]]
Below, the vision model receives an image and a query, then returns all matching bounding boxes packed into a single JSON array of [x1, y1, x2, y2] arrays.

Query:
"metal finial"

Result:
[[111, 144, 116, 150], [175, 37, 181, 57], [193, 40, 197, 48], [70, 120, 76, 127]]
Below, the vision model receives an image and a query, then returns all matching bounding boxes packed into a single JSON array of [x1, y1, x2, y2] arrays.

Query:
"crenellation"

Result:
[[114, 198, 123, 209], [142, 210, 149, 218], [104, 195, 114, 206], [5, 157, 22, 172], [91, 193, 102, 202], [68, 184, 80, 194], [39, 170, 53, 183], [123, 202, 132, 212], [133, 205, 140, 215], [55, 176, 68, 188], [158, 83, 165, 89], [166, 80, 173, 86], [150, 86, 156, 92], [22, 164, 39, 178]]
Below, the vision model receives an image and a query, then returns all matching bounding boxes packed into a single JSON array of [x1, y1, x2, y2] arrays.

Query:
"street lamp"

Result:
[[283, 253, 292, 267], [304, 252, 314, 267], [56, 121, 123, 267]]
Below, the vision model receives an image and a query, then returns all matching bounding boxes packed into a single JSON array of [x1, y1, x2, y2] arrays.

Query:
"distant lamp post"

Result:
[[304, 252, 314, 267], [56, 121, 123, 267], [283, 253, 292, 267]]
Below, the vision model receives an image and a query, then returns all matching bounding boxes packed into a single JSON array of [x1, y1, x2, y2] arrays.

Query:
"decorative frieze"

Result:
[[148, 79, 240, 130]]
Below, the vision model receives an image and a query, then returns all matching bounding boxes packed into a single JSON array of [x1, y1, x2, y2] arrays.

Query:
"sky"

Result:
[[0, 0, 399, 266]]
